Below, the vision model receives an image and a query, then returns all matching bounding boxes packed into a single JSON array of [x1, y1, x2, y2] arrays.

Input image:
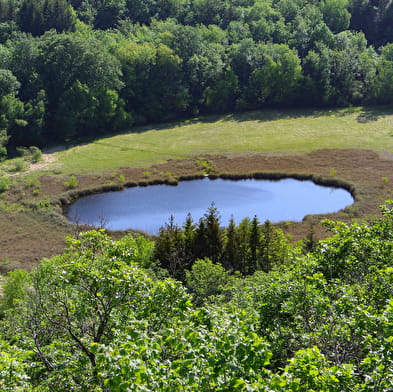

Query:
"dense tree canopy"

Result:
[[2, 204, 393, 389], [0, 0, 391, 156]]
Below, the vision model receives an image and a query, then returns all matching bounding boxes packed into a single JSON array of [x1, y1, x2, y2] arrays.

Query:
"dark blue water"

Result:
[[66, 178, 353, 234]]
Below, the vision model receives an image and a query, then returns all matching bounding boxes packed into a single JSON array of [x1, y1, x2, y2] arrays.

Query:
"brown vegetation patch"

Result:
[[1, 149, 393, 270]]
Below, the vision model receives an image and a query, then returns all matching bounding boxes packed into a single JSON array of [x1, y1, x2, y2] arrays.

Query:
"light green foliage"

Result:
[[11, 157, 24, 172], [26, 177, 40, 188], [63, 175, 78, 189], [2, 230, 191, 390], [186, 258, 232, 304], [30, 146, 42, 162], [227, 202, 393, 373], [0, 174, 9, 191], [4, 207, 393, 388], [1, 269, 31, 310], [95, 307, 272, 391], [116, 233, 155, 269], [16, 146, 42, 162], [274, 347, 356, 391], [196, 157, 215, 174], [0, 339, 32, 392]]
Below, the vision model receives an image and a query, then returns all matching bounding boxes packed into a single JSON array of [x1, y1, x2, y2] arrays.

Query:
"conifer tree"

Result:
[[183, 212, 196, 264], [153, 215, 186, 280], [303, 223, 317, 253], [260, 220, 273, 273], [260, 220, 290, 272], [193, 217, 208, 260], [223, 216, 238, 271], [204, 202, 224, 263], [236, 217, 251, 275], [248, 215, 260, 274]]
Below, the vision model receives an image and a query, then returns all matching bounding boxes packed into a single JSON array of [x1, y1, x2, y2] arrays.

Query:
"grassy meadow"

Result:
[[51, 106, 393, 174]]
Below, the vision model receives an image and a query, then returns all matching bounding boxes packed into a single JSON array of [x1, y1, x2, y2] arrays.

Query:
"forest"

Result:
[[0, 0, 393, 156]]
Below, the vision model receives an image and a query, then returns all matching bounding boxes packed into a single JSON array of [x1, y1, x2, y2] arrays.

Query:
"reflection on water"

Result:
[[66, 178, 354, 234]]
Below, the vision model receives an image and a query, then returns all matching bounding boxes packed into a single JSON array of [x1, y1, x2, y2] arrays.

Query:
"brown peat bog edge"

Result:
[[1, 148, 392, 271]]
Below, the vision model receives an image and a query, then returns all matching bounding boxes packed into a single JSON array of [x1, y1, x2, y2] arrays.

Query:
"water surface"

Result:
[[66, 178, 353, 234]]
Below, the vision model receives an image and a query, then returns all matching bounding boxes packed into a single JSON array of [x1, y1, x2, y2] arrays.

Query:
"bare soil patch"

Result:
[[1, 149, 392, 270]]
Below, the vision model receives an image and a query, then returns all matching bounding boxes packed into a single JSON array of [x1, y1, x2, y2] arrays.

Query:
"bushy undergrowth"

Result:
[[1, 203, 393, 390]]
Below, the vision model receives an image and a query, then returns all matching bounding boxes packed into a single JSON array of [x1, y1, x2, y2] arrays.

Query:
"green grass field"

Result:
[[48, 106, 393, 174]]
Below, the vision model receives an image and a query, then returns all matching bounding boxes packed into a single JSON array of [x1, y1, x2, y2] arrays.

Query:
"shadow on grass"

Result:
[[43, 105, 393, 154], [354, 105, 393, 123], [120, 105, 393, 133]]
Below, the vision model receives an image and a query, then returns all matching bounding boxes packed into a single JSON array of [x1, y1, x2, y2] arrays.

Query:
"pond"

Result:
[[66, 177, 354, 234]]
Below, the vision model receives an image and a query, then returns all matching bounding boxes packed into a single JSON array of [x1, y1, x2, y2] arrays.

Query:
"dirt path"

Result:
[[27, 154, 58, 172]]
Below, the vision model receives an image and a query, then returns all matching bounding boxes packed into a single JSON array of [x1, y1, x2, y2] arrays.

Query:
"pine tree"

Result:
[[303, 223, 317, 253], [153, 215, 186, 280], [248, 215, 260, 274], [183, 212, 196, 264], [236, 217, 251, 275], [260, 220, 290, 272], [204, 202, 224, 263], [223, 216, 238, 271], [193, 217, 208, 260], [260, 220, 273, 273]]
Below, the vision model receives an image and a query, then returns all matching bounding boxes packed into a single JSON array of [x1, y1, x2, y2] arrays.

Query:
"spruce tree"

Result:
[[223, 216, 238, 271], [260, 220, 273, 273], [193, 218, 208, 260], [303, 223, 317, 253], [236, 217, 251, 275], [204, 203, 224, 263], [248, 215, 260, 274], [153, 215, 186, 280], [183, 212, 196, 264]]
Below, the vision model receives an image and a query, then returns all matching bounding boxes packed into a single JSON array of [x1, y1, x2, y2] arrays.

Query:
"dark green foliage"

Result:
[[154, 205, 290, 280], [154, 215, 187, 280], [248, 215, 260, 273], [303, 223, 317, 253], [94, 0, 126, 30], [202, 203, 224, 262], [222, 216, 238, 270], [0, 0, 391, 155], [18, 0, 76, 36]]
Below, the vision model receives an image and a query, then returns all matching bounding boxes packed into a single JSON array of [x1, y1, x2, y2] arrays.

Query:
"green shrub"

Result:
[[0, 146, 7, 161], [197, 157, 215, 174], [26, 178, 41, 188], [0, 176, 10, 192], [12, 158, 25, 172], [30, 147, 43, 163], [63, 175, 78, 189]]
